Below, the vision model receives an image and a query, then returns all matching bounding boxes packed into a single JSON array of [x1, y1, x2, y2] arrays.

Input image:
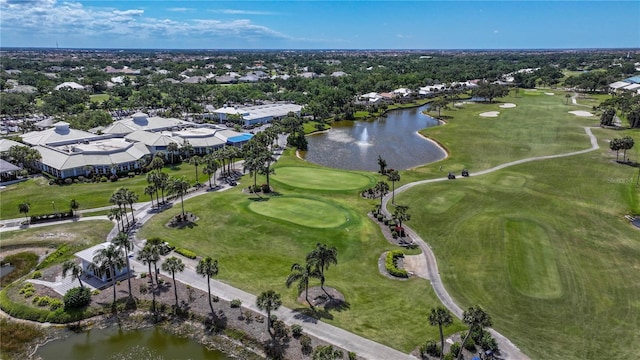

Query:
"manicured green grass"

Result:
[[396, 123, 640, 359], [89, 94, 110, 103], [248, 196, 350, 228], [138, 159, 464, 352], [417, 91, 602, 176], [272, 166, 374, 191], [0, 163, 199, 220], [0, 221, 113, 249]]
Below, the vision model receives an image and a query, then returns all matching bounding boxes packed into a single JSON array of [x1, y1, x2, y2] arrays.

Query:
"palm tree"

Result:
[[429, 307, 453, 360], [108, 207, 124, 233], [256, 290, 282, 332], [374, 181, 389, 212], [110, 189, 129, 230], [112, 232, 133, 300], [377, 155, 387, 174], [18, 202, 30, 224], [565, 93, 571, 105], [167, 141, 179, 164], [457, 306, 492, 360], [69, 198, 79, 217], [137, 243, 160, 311], [203, 158, 220, 188], [306, 243, 338, 297], [196, 256, 219, 314], [161, 256, 185, 309], [286, 263, 321, 308], [189, 155, 204, 185], [92, 243, 126, 306], [61, 259, 84, 288], [387, 170, 401, 204], [144, 185, 156, 209], [123, 188, 138, 226], [146, 238, 164, 284], [393, 204, 411, 229], [169, 177, 190, 216]]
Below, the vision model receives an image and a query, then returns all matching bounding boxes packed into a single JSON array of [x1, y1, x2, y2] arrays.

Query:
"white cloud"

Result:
[[210, 9, 279, 16], [493, 30, 500, 34], [167, 7, 194, 12], [0, 0, 289, 46]]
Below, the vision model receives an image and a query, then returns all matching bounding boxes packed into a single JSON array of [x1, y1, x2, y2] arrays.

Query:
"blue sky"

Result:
[[1, 0, 638, 49]]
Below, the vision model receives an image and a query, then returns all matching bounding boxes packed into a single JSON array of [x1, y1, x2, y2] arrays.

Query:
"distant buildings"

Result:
[[205, 103, 303, 126], [609, 76, 640, 94]]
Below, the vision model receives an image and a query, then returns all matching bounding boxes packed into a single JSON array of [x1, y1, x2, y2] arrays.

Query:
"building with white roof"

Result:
[[75, 242, 129, 284], [102, 112, 190, 135], [205, 103, 302, 126], [21, 122, 100, 146], [54, 82, 85, 91]]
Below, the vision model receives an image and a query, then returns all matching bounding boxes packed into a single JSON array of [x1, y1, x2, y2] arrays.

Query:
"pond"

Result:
[[36, 326, 234, 360], [303, 105, 446, 171], [0, 264, 15, 279]]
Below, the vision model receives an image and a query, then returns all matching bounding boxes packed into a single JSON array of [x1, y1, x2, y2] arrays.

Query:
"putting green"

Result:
[[496, 175, 527, 188], [248, 196, 349, 228], [424, 190, 466, 214], [504, 219, 562, 299], [273, 166, 372, 191]]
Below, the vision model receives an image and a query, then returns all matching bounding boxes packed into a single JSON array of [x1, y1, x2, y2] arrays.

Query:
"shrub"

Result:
[[230, 299, 242, 308], [312, 345, 343, 360], [385, 250, 408, 278], [462, 334, 476, 352], [260, 184, 271, 193], [36, 243, 70, 270], [420, 339, 441, 358], [291, 324, 303, 338], [175, 248, 197, 259], [63, 287, 91, 310], [449, 342, 461, 357], [444, 353, 454, 360], [31, 271, 42, 279], [91, 289, 100, 296], [348, 351, 357, 360], [139, 283, 148, 294], [100, 176, 108, 182], [300, 334, 312, 355], [64, 178, 73, 185], [480, 332, 499, 352], [48, 299, 63, 310], [19, 283, 35, 298]]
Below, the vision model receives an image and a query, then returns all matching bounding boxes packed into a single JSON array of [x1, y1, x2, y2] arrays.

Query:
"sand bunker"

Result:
[[479, 111, 500, 117], [499, 103, 516, 108], [568, 110, 593, 117], [545, 92, 555, 95]]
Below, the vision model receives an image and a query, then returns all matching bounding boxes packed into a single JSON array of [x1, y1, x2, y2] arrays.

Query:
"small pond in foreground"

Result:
[[303, 104, 445, 171], [36, 326, 234, 360]]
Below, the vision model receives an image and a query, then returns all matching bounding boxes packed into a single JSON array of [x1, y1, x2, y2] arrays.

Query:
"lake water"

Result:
[[303, 105, 445, 171], [36, 326, 234, 360]]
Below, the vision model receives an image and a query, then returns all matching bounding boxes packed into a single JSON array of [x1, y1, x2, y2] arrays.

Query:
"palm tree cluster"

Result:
[[108, 187, 138, 232], [243, 128, 280, 194], [286, 243, 338, 308]]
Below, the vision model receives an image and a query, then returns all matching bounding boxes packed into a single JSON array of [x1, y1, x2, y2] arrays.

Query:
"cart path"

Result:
[[380, 127, 600, 360]]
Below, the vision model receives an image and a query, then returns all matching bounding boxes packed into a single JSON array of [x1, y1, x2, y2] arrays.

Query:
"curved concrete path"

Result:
[[380, 127, 600, 360]]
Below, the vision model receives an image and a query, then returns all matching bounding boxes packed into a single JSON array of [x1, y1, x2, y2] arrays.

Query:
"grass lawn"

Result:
[[89, 94, 110, 103], [395, 93, 640, 359], [0, 221, 113, 249], [415, 91, 604, 177], [138, 154, 465, 352], [0, 163, 200, 220], [248, 196, 350, 228], [272, 166, 374, 191]]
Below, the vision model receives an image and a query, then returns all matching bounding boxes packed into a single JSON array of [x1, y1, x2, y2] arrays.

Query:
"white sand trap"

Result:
[[524, 89, 537, 92], [479, 111, 500, 117], [569, 110, 593, 117], [545, 92, 554, 95], [499, 103, 516, 108]]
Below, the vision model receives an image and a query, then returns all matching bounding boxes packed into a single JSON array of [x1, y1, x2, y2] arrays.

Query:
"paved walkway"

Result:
[[380, 127, 601, 360]]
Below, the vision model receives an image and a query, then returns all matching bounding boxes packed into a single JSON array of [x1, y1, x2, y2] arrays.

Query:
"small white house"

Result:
[[75, 243, 129, 284]]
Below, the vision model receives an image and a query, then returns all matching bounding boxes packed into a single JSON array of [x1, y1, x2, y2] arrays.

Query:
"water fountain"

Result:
[[357, 127, 371, 146]]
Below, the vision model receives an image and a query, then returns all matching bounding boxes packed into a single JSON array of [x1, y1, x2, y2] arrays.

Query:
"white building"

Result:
[[205, 103, 303, 126], [75, 243, 129, 284]]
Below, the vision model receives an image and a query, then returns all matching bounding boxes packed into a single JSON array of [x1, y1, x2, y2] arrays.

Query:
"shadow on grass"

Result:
[[248, 197, 269, 202]]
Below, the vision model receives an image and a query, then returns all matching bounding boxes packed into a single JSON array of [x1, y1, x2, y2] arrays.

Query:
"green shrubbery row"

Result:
[[385, 250, 408, 278], [36, 244, 70, 270], [0, 285, 102, 323], [175, 248, 197, 259]]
